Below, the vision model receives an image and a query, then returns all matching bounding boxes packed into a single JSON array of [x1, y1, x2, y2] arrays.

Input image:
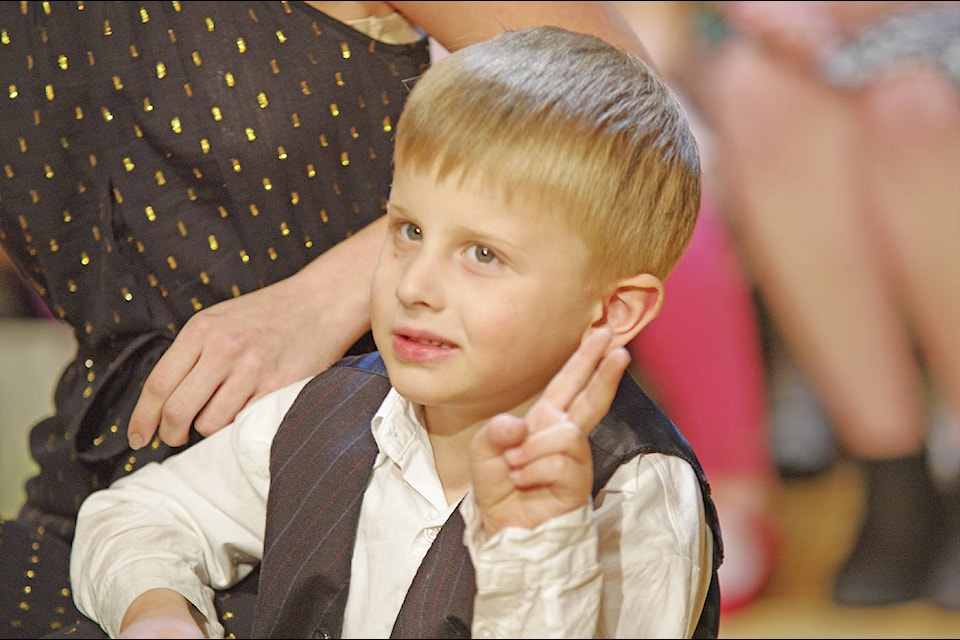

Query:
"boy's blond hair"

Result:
[[394, 26, 701, 291]]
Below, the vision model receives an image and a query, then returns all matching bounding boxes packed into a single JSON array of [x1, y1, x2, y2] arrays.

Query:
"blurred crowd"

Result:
[[615, 0, 960, 614]]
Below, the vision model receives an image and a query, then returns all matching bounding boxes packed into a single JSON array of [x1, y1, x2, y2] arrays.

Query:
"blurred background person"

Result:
[[699, 0, 960, 611], [615, 1, 781, 615]]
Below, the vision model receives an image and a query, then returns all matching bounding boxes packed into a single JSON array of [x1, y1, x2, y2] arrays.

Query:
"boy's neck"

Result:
[[426, 424, 477, 506]]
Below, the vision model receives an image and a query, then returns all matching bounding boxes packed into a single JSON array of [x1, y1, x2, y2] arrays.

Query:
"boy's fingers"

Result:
[[471, 414, 527, 461], [566, 346, 631, 433], [537, 328, 614, 416], [503, 420, 583, 469]]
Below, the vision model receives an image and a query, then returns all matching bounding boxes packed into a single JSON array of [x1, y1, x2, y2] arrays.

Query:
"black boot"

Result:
[[833, 453, 945, 607], [925, 484, 960, 610]]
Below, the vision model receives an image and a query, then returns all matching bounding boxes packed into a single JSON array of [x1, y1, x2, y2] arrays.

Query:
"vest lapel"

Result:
[[253, 364, 388, 639], [390, 508, 474, 639]]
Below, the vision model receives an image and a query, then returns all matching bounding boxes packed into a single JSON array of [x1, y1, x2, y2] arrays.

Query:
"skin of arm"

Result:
[[126, 0, 651, 451], [118, 589, 206, 639]]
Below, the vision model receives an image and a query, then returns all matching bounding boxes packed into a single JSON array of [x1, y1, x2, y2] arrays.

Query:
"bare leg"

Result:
[[861, 68, 960, 425], [703, 32, 959, 608], [704, 40, 928, 459]]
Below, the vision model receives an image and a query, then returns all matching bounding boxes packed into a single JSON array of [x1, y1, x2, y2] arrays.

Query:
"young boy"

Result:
[[70, 26, 722, 639]]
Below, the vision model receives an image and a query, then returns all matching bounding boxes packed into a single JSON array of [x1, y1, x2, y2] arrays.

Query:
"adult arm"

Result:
[[389, 1, 651, 60], [127, 218, 385, 450]]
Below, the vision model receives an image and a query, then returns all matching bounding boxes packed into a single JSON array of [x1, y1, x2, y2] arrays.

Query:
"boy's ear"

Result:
[[590, 273, 664, 347]]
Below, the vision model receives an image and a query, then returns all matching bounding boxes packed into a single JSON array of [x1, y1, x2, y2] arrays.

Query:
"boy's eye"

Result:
[[401, 222, 422, 241], [470, 245, 497, 264]]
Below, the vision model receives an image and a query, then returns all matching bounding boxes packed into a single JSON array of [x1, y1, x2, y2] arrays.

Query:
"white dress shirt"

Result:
[[71, 378, 713, 639]]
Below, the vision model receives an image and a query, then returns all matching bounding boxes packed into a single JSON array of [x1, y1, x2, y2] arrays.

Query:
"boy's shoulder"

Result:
[[332, 351, 388, 377]]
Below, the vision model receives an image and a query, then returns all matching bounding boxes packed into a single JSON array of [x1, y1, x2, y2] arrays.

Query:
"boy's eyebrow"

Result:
[[385, 200, 410, 217]]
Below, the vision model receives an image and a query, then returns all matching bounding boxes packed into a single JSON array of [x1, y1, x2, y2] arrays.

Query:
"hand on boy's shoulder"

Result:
[[469, 329, 631, 536]]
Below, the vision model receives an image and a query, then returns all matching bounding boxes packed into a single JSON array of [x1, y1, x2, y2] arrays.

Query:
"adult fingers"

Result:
[[127, 336, 203, 449]]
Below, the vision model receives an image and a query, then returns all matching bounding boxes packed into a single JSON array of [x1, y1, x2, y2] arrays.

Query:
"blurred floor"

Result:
[[719, 461, 960, 638]]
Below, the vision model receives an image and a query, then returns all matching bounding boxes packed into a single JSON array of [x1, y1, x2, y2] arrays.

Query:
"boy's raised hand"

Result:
[[469, 328, 631, 536]]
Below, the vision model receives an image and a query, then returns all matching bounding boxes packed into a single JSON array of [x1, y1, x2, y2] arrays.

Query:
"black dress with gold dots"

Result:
[[0, 2, 429, 637]]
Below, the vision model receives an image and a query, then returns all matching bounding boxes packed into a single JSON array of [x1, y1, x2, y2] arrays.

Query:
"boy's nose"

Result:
[[395, 250, 443, 309]]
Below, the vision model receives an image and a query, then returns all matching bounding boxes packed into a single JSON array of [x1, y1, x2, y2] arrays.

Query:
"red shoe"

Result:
[[717, 507, 780, 615]]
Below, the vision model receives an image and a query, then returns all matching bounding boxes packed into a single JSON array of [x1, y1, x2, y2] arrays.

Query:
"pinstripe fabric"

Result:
[[254, 355, 388, 638], [253, 353, 722, 638]]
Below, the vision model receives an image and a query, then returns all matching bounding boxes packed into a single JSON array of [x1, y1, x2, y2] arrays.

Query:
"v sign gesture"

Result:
[[469, 328, 632, 537]]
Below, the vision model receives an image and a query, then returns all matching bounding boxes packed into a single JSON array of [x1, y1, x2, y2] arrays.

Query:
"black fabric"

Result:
[[0, 2, 429, 636]]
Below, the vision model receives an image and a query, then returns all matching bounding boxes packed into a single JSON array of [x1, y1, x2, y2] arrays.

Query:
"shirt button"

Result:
[[425, 526, 439, 542]]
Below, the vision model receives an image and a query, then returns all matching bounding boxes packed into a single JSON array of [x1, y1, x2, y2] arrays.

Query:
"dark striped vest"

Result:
[[252, 352, 722, 638]]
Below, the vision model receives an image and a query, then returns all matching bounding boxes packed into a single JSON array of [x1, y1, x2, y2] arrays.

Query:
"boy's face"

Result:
[[371, 165, 603, 424]]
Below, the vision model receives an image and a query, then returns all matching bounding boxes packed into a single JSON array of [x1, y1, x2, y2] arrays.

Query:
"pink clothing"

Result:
[[629, 194, 772, 478]]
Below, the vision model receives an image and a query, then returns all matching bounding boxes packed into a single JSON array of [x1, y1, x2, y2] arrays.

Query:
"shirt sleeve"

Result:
[[70, 378, 310, 638], [461, 452, 712, 639]]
